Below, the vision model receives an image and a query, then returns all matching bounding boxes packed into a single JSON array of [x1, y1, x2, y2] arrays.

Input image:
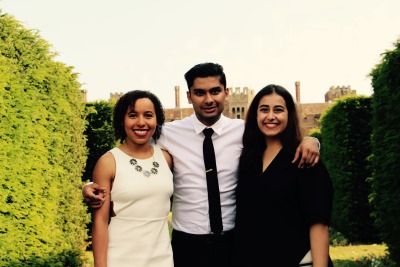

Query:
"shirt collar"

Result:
[[191, 113, 225, 136]]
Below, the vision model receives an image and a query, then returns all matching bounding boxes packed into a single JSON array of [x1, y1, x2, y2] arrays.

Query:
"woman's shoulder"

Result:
[[152, 143, 172, 169], [303, 160, 329, 176], [299, 160, 333, 193], [93, 150, 116, 182], [97, 149, 116, 166]]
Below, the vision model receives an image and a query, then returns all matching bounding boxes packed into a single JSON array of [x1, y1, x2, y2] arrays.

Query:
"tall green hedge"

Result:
[[0, 13, 89, 266], [83, 101, 114, 247], [83, 101, 115, 181], [370, 39, 400, 265], [320, 96, 378, 243]]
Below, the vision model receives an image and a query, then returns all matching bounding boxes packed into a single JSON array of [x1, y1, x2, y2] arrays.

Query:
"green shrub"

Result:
[[0, 13, 89, 265], [330, 228, 349, 246], [83, 101, 115, 181], [334, 256, 396, 267], [309, 128, 322, 142], [3, 250, 83, 267], [370, 39, 400, 265], [83, 101, 115, 249], [320, 96, 378, 243]]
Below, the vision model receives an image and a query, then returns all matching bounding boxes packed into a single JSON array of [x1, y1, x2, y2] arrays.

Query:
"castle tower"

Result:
[[324, 85, 357, 102], [80, 89, 87, 103], [109, 92, 124, 103], [174, 85, 180, 108], [224, 86, 255, 119], [295, 81, 301, 103]]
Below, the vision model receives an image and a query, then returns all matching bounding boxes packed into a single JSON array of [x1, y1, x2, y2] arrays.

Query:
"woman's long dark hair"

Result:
[[239, 84, 303, 178]]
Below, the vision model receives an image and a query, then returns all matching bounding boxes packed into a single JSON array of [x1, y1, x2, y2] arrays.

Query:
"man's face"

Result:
[[187, 76, 228, 126]]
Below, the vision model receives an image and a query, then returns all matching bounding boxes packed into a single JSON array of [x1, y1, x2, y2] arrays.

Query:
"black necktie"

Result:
[[203, 128, 223, 234]]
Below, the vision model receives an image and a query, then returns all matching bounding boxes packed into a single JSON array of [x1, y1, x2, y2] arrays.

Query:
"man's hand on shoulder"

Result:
[[82, 182, 106, 209], [292, 136, 320, 168]]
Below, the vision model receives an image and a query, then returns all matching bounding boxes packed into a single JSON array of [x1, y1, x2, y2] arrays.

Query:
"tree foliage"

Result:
[[320, 96, 378, 243], [370, 39, 400, 265], [83, 101, 115, 181], [82, 101, 114, 247], [0, 13, 88, 265]]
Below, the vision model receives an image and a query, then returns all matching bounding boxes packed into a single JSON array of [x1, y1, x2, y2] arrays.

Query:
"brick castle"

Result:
[[107, 83, 357, 133]]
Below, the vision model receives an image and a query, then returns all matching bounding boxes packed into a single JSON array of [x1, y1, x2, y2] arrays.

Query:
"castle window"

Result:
[[232, 108, 235, 113], [236, 107, 240, 112], [241, 107, 245, 112], [236, 114, 241, 119]]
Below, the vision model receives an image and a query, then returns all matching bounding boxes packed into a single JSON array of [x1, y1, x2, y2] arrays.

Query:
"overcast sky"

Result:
[[1, 0, 399, 108]]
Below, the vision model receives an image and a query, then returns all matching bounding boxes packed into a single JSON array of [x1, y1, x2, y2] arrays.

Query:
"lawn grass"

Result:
[[331, 244, 388, 267], [84, 244, 388, 266], [330, 244, 387, 260], [86, 214, 388, 267]]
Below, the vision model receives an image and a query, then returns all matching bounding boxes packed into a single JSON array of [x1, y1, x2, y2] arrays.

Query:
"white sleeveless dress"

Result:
[[107, 144, 173, 267]]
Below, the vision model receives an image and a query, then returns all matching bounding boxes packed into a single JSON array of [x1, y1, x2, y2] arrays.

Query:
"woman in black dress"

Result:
[[234, 84, 333, 267]]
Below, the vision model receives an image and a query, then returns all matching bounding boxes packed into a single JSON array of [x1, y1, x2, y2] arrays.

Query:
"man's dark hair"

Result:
[[113, 90, 165, 143], [184, 63, 226, 89]]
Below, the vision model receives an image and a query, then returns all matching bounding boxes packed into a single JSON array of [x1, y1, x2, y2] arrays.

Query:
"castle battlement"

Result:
[[224, 86, 255, 119], [109, 83, 342, 133], [325, 85, 356, 102], [228, 86, 254, 97], [109, 92, 124, 103]]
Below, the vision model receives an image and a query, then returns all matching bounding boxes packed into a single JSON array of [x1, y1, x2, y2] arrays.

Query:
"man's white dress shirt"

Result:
[[158, 114, 244, 234]]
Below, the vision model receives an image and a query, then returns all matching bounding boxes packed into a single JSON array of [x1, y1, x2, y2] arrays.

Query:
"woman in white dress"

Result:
[[92, 90, 174, 267]]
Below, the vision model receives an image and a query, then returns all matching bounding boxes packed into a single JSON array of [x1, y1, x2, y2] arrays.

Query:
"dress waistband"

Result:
[[110, 215, 168, 222], [172, 229, 234, 240]]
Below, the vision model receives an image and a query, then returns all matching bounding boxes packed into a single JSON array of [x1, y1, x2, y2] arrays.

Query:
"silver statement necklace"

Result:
[[129, 150, 159, 177]]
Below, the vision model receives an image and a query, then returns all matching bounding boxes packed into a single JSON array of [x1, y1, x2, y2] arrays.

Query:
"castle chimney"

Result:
[[174, 85, 180, 108], [295, 81, 300, 103]]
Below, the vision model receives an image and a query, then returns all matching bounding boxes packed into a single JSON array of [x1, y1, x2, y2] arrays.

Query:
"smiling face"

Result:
[[124, 98, 157, 146], [187, 76, 228, 126], [257, 93, 288, 139]]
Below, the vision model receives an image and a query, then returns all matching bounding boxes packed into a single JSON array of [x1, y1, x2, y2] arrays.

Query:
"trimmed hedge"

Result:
[[83, 101, 115, 181], [0, 13, 88, 265], [320, 96, 378, 243], [370, 39, 400, 265], [309, 129, 322, 145], [83, 101, 115, 247]]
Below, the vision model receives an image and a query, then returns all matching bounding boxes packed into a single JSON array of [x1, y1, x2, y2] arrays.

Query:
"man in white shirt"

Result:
[[158, 65, 243, 267], [83, 63, 320, 267]]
